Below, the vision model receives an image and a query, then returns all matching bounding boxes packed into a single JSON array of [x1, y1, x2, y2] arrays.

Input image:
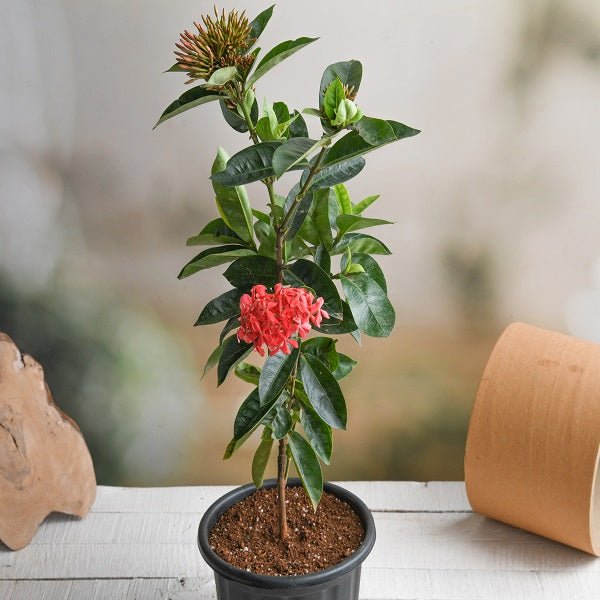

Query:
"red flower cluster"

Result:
[[237, 284, 329, 356]]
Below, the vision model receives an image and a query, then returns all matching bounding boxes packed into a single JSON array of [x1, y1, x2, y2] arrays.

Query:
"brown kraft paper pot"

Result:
[[465, 322, 600, 555]]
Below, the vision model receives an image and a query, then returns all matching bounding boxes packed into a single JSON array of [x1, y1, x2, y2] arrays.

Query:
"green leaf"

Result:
[[299, 354, 347, 429], [186, 233, 243, 246], [272, 137, 319, 178], [334, 184, 352, 214], [340, 273, 395, 337], [302, 107, 322, 117], [300, 403, 332, 464], [212, 148, 255, 244], [252, 434, 273, 488], [219, 317, 240, 345], [164, 63, 184, 73], [288, 111, 309, 138], [220, 98, 258, 133], [315, 300, 357, 335], [235, 362, 261, 386], [312, 189, 335, 249], [301, 337, 339, 372], [323, 120, 420, 167], [154, 86, 223, 128], [254, 221, 276, 257], [233, 388, 279, 440], [341, 253, 387, 292], [319, 61, 362, 112], [201, 344, 222, 380], [224, 255, 278, 288], [332, 353, 358, 380], [306, 156, 365, 189], [353, 194, 380, 215], [252, 209, 270, 224], [258, 346, 299, 405], [178, 245, 255, 279], [223, 432, 252, 459], [332, 233, 391, 255], [217, 336, 252, 386], [335, 214, 392, 239], [315, 245, 331, 274], [323, 77, 346, 121], [285, 259, 343, 318], [343, 263, 365, 275], [211, 142, 280, 186], [195, 288, 244, 326], [248, 37, 318, 86], [269, 402, 293, 439], [288, 430, 323, 510], [206, 66, 238, 86], [284, 183, 313, 241], [248, 5, 275, 46]]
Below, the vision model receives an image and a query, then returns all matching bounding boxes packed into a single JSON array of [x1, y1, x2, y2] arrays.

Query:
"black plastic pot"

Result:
[[198, 479, 376, 600]]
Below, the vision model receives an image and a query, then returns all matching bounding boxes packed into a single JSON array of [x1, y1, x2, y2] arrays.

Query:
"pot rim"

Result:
[[198, 478, 376, 589]]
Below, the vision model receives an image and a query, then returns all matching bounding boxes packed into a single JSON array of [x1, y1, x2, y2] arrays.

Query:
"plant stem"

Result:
[[277, 437, 289, 540]]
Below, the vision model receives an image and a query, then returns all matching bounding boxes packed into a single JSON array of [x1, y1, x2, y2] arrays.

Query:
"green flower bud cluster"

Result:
[[322, 77, 363, 128], [331, 98, 363, 127]]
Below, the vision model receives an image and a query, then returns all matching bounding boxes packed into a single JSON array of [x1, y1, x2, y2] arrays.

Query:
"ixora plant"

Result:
[[156, 5, 419, 597]]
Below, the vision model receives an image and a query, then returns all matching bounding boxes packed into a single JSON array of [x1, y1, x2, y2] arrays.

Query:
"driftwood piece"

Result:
[[0, 332, 96, 550]]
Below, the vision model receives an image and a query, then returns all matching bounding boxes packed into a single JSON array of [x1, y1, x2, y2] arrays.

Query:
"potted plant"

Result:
[[155, 5, 419, 598]]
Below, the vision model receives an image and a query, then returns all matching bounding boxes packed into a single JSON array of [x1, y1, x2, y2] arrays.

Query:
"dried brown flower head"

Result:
[[175, 7, 255, 84]]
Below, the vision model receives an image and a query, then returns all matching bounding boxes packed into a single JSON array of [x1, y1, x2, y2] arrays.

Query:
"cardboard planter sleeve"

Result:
[[465, 322, 600, 556]]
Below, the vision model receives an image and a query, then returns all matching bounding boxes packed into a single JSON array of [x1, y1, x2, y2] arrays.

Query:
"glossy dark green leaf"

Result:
[[299, 354, 347, 429], [223, 431, 252, 459], [314, 300, 357, 335], [284, 183, 313, 241], [188, 218, 243, 247], [332, 353, 358, 380], [154, 86, 223, 128], [195, 288, 244, 326], [307, 157, 365, 189], [288, 430, 323, 510], [341, 253, 387, 292], [340, 273, 395, 337], [252, 434, 273, 488], [269, 402, 293, 439], [323, 120, 420, 167], [248, 37, 318, 86], [252, 209, 270, 224], [300, 403, 332, 464], [211, 142, 280, 186], [319, 61, 362, 112], [219, 98, 258, 133], [285, 259, 343, 318], [219, 317, 240, 345], [201, 344, 222, 380], [258, 346, 299, 405], [301, 337, 339, 372], [331, 233, 391, 256], [235, 362, 261, 385], [178, 245, 255, 279], [217, 336, 252, 386], [212, 148, 255, 244], [335, 214, 392, 240], [233, 388, 280, 441], [315, 245, 331, 274], [224, 255, 278, 288], [248, 5, 274, 46], [272, 137, 318, 178], [288, 111, 309, 138], [353, 194, 380, 215]]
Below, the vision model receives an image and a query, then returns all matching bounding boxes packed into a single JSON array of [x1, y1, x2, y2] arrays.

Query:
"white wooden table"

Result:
[[1, 482, 599, 599]]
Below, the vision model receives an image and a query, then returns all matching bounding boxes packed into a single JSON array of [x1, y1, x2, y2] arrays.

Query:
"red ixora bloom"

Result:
[[237, 284, 329, 356]]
